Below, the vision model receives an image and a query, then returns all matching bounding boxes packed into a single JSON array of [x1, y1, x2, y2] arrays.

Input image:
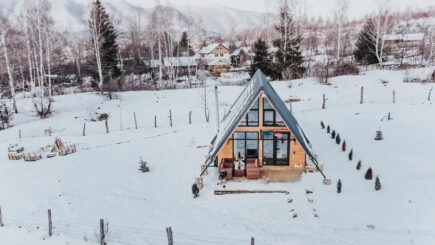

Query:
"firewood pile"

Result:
[[7, 138, 77, 162]]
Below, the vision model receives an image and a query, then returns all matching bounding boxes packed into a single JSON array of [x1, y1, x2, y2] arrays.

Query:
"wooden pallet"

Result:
[[214, 190, 289, 195]]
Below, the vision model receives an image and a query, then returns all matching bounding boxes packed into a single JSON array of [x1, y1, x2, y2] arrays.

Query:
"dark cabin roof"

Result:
[[207, 70, 314, 162]]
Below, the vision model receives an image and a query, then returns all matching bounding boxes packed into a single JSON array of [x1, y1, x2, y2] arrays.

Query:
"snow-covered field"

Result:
[[0, 69, 435, 244]]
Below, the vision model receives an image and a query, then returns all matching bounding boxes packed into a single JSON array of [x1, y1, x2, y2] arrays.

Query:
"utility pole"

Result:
[[214, 83, 220, 133]]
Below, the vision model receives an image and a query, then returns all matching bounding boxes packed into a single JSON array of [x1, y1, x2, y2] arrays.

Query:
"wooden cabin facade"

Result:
[[202, 70, 322, 181]]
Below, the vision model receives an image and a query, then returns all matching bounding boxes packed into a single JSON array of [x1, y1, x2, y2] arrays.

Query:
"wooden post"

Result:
[[189, 111, 192, 124], [393, 90, 396, 104], [169, 110, 172, 127], [105, 119, 109, 134], [0, 206, 3, 227], [48, 209, 52, 236], [19, 129, 21, 138], [360, 86, 364, 104], [428, 87, 433, 101], [251, 237, 255, 245], [99, 219, 105, 245], [154, 116, 157, 128], [134, 112, 138, 130], [166, 227, 173, 245], [49, 126, 52, 136], [322, 94, 326, 109], [82, 123, 86, 136], [289, 101, 292, 113]]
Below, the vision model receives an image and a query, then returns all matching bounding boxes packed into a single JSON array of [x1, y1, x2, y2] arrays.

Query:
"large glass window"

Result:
[[262, 132, 289, 166], [239, 99, 259, 126], [263, 98, 285, 126], [232, 132, 259, 161]]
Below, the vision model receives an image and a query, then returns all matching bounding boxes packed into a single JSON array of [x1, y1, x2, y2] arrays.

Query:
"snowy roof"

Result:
[[199, 43, 229, 54], [231, 47, 251, 56], [207, 70, 315, 163], [385, 33, 425, 42]]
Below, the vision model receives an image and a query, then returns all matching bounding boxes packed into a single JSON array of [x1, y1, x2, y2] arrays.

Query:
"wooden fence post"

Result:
[[428, 87, 433, 101], [82, 123, 86, 136], [99, 219, 105, 245], [49, 126, 52, 137], [105, 119, 109, 134], [169, 110, 173, 127], [322, 94, 326, 109], [393, 90, 396, 104], [189, 111, 192, 124], [166, 227, 173, 245], [154, 116, 157, 128], [251, 237, 255, 245], [360, 86, 364, 104], [0, 206, 3, 227], [19, 129, 21, 139], [134, 112, 138, 130], [48, 209, 52, 236]]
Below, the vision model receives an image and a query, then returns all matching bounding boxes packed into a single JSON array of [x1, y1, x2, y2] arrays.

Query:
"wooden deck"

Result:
[[231, 166, 303, 183]]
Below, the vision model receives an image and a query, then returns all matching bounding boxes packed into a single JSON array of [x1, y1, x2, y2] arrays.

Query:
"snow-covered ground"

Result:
[[0, 69, 435, 244]]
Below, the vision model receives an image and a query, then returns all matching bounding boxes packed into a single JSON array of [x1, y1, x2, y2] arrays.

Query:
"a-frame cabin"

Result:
[[202, 70, 323, 181]]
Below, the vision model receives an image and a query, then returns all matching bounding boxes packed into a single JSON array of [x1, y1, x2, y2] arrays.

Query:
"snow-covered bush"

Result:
[[0, 101, 12, 130], [33, 97, 52, 119], [139, 159, 150, 173]]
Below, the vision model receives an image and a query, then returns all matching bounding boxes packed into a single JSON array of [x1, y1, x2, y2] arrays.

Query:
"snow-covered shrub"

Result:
[[139, 159, 150, 173], [365, 168, 373, 180], [192, 183, 199, 198], [375, 176, 381, 191], [0, 101, 12, 130], [33, 97, 52, 119]]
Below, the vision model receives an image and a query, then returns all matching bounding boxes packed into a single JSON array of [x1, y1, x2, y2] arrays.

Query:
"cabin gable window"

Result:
[[263, 97, 285, 126], [239, 99, 259, 126]]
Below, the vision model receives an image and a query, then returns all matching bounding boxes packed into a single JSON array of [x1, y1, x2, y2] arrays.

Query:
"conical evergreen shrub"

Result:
[[336, 134, 341, 144], [356, 160, 361, 170], [331, 130, 336, 139], [348, 149, 353, 161], [327, 125, 330, 134], [337, 179, 342, 193], [375, 176, 381, 191], [342, 141, 346, 152], [365, 168, 373, 180], [321, 121, 325, 129]]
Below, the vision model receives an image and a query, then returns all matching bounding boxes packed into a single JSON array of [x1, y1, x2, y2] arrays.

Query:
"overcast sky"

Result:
[[129, 0, 434, 19]]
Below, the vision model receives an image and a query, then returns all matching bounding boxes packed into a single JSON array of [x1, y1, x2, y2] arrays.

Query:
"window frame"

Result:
[[262, 132, 290, 166], [231, 132, 259, 161], [239, 99, 259, 127], [263, 97, 285, 126]]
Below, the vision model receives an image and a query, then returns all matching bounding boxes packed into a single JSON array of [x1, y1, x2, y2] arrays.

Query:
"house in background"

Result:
[[201, 70, 324, 182], [198, 43, 231, 75], [230, 47, 252, 68]]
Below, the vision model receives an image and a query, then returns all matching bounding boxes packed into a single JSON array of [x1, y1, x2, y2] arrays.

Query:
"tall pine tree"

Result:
[[250, 38, 272, 77], [89, 0, 121, 91], [271, 1, 305, 80], [354, 19, 379, 66]]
